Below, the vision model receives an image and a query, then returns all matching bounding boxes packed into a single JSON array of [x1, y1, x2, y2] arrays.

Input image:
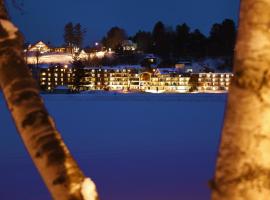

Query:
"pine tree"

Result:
[[64, 22, 74, 47]]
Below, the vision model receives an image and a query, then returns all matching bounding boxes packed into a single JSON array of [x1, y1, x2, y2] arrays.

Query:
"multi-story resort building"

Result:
[[191, 73, 232, 92], [37, 64, 73, 91], [33, 64, 233, 93]]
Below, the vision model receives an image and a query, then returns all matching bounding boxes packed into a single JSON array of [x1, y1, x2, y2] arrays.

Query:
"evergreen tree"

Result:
[[64, 22, 86, 49], [208, 19, 236, 57], [175, 23, 190, 57], [152, 21, 170, 58], [133, 31, 152, 53], [102, 27, 127, 50], [188, 29, 207, 58], [64, 22, 74, 47], [74, 23, 85, 48]]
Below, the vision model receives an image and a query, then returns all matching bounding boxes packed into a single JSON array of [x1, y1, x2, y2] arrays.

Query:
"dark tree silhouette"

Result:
[[133, 30, 152, 53], [152, 21, 170, 58], [102, 26, 127, 50]]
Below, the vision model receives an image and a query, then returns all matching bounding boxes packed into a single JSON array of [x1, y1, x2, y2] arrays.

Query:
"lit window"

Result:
[[54, 73, 58, 77], [42, 72, 46, 76]]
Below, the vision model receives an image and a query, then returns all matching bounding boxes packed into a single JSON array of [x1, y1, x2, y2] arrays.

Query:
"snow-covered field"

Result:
[[0, 93, 226, 200]]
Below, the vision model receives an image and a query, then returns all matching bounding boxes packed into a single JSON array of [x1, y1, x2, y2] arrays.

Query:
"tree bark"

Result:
[[0, 2, 98, 200], [212, 0, 270, 199]]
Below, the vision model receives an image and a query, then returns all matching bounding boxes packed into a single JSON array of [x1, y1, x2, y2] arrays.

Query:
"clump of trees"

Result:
[[132, 19, 236, 59], [102, 26, 127, 50], [99, 19, 236, 60], [63, 19, 236, 63], [64, 22, 86, 50]]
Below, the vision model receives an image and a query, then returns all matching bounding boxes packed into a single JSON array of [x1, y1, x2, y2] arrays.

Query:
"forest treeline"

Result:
[[63, 19, 236, 60]]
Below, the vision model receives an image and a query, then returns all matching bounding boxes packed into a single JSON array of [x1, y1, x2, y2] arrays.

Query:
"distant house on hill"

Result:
[[121, 40, 137, 52], [28, 41, 50, 53], [27, 41, 68, 53]]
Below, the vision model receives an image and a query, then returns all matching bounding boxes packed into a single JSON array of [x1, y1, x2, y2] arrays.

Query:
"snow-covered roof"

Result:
[[156, 68, 177, 75], [84, 65, 143, 71]]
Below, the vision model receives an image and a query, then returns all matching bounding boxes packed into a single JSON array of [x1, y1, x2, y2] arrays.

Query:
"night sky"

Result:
[[7, 0, 240, 46]]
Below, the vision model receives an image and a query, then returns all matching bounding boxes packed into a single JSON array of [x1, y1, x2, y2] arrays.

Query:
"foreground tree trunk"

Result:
[[0, 2, 98, 200], [212, 0, 270, 199]]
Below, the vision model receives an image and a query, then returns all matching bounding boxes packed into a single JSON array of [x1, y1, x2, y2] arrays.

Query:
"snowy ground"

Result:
[[0, 93, 226, 200]]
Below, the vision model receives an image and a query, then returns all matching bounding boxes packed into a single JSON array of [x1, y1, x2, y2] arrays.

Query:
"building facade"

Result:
[[33, 64, 233, 93], [39, 65, 73, 91]]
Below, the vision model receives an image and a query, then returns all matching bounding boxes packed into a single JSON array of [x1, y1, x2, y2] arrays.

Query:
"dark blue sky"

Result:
[[7, 0, 240, 46]]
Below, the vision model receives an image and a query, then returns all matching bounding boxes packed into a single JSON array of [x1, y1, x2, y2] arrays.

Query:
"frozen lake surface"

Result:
[[0, 93, 226, 200]]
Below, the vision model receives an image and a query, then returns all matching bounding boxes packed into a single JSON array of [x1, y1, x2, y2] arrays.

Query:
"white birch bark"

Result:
[[0, 1, 98, 200], [212, 0, 270, 199]]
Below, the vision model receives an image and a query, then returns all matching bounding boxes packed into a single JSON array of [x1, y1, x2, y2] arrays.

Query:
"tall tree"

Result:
[[64, 22, 74, 47], [152, 21, 170, 58], [74, 23, 85, 49], [208, 19, 236, 57], [212, 0, 270, 199], [0, 1, 98, 200], [102, 26, 127, 50], [188, 29, 207, 58], [64, 22, 85, 49], [175, 23, 190, 57], [133, 30, 152, 53]]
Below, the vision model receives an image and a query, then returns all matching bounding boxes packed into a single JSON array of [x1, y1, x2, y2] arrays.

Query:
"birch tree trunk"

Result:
[[0, 2, 98, 200], [212, 0, 270, 199]]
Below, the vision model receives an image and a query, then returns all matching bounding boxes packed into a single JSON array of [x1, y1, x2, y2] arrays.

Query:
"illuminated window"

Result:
[[54, 73, 58, 77], [41, 72, 46, 76]]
